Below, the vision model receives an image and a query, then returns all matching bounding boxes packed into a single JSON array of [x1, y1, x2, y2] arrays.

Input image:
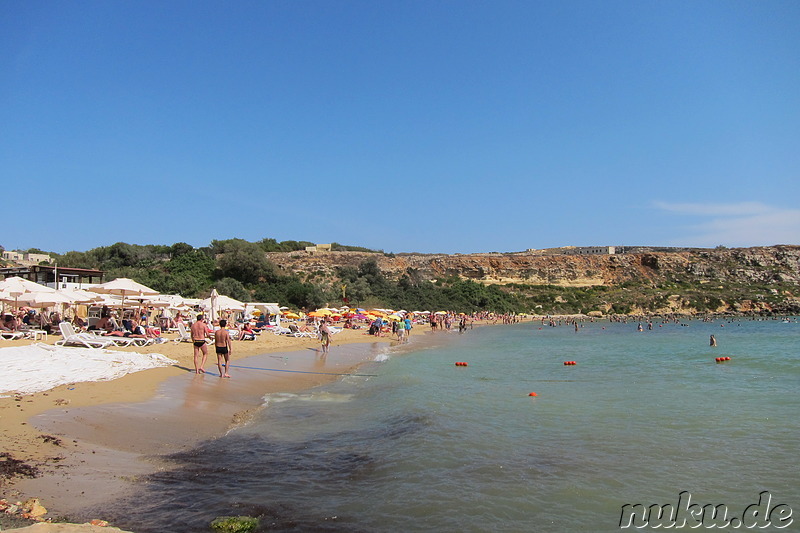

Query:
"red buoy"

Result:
[[528, 392, 538, 397]]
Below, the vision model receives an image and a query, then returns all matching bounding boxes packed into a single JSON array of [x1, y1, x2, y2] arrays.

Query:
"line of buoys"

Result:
[[528, 392, 538, 397], [563, 361, 577, 365], [455, 361, 469, 367], [715, 357, 732, 363]]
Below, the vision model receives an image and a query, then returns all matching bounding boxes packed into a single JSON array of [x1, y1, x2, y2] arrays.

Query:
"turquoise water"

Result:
[[108, 319, 799, 532]]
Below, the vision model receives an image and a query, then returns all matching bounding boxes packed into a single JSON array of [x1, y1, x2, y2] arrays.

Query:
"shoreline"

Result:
[[0, 322, 489, 526]]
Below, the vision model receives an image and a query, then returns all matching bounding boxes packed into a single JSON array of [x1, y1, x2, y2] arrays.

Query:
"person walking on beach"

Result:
[[403, 315, 412, 343], [214, 319, 233, 378], [191, 314, 209, 374], [319, 319, 332, 354]]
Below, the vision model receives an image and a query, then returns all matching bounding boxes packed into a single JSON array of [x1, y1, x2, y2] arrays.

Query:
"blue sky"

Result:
[[2, 1, 798, 254]]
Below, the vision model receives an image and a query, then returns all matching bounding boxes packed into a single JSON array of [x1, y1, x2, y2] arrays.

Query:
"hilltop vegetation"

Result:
[[8, 240, 800, 315]]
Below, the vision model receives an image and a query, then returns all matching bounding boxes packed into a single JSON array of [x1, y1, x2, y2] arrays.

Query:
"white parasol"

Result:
[[201, 292, 245, 321], [88, 278, 159, 316], [17, 291, 74, 307], [0, 276, 59, 310]]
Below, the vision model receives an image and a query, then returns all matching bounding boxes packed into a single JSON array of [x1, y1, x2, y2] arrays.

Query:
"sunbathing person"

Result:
[[94, 316, 113, 333], [239, 322, 256, 340], [2, 314, 19, 331]]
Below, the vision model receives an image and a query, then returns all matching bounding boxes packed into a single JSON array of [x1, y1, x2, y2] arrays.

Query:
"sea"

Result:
[[102, 318, 799, 532]]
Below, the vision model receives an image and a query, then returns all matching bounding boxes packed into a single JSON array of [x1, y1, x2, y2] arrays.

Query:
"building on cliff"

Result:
[[527, 246, 617, 256], [2, 251, 52, 265], [567, 246, 617, 255], [305, 243, 332, 254]]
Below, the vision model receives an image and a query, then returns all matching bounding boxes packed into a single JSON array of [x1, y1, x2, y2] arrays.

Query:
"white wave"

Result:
[[298, 391, 354, 403], [261, 392, 298, 406], [261, 390, 354, 406]]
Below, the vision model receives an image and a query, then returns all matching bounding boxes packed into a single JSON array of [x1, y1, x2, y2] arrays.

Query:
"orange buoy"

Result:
[[528, 392, 538, 397], [455, 362, 469, 366], [725, 356, 731, 361]]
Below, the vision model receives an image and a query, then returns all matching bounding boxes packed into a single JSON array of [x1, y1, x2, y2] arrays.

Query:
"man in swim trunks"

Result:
[[214, 319, 233, 378], [191, 314, 209, 374]]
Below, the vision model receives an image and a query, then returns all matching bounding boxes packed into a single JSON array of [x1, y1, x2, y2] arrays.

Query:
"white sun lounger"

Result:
[[56, 323, 116, 349]]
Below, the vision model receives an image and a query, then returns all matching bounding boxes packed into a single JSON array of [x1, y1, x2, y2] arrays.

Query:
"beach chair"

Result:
[[287, 324, 317, 338], [104, 332, 152, 347], [173, 322, 211, 344], [0, 331, 25, 340], [55, 323, 116, 349], [271, 326, 293, 336], [173, 322, 192, 343]]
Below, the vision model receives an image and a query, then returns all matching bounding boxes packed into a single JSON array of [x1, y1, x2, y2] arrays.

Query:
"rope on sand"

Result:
[[228, 364, 378, 377]]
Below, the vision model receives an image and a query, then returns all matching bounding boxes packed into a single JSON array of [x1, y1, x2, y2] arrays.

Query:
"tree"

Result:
[[212, 239, 276, 284], [170, 242, 194, 258], [215, 278, 250, 301]]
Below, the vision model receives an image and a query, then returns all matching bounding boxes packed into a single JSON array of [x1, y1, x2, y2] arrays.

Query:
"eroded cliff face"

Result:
[[267, 246, 800, 288]]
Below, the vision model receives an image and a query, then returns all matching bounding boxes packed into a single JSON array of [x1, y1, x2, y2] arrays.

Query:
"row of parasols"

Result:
[[0, 276, 460, 323], [0, 277, 242, 319], [303, 308, 452, 322]]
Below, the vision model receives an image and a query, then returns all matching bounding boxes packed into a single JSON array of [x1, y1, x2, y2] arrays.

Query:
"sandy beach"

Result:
[[0, 326, 405, 526]]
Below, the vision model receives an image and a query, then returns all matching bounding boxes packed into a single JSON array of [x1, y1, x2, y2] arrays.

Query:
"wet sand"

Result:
[[15, 342, 389, 517], [0, 328, 396, 513]]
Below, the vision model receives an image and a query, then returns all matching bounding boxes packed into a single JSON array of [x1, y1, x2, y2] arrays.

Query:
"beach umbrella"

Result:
[[58, 287, 101, 304], [17, 290, 74, 308], [129, 295, 170, 308], [209, 289, 219, 321], [283, 312, 300, 319], [200, 293, 245, 319], [387, 314, 402, 322], [89, 278, 159, 317], [0, 276, 59, 310]]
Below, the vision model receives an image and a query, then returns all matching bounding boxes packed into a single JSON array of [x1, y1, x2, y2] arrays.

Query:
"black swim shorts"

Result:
[[216, 346, 229, 355]]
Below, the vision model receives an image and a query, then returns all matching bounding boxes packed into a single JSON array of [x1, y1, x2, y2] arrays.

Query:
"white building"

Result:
[[2, 251, 52, 265], [565, 246, 616, 255]]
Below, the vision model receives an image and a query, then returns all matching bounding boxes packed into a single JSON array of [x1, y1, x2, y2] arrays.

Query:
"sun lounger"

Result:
[[173, 322, 191, 343], [0, 331, 25, 340], [55, 323, 116, 349], [286, 324, 318, 338], [173, 322, 211, 344]]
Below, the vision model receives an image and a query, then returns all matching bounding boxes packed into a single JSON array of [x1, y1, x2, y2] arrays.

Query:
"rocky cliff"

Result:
[[267, 245, 800, 288]]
